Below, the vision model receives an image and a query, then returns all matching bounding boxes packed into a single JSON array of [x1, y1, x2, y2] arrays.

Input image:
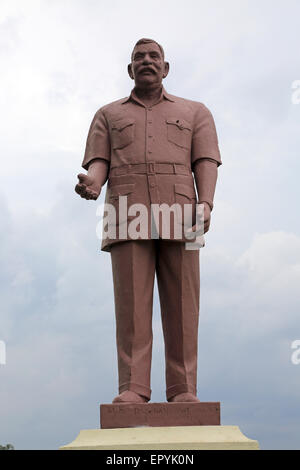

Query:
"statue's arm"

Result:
[[193, 158, 218, 211], [191, 103, 222, 233], [75, 109, 110, 200]]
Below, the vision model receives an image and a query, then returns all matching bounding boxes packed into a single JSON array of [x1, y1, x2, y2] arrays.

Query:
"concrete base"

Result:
[[60, 426, 259, 450]]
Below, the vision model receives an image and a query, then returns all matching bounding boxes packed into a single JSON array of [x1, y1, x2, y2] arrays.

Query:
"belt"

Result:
[[109, 162, 191, 177]]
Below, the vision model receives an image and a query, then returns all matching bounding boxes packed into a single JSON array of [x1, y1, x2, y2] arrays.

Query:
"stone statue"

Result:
[[75, 38, 222, 404]]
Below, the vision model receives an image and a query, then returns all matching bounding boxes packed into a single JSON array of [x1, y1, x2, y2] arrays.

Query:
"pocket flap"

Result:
[[174, 183, 196, 199], [166, 118, 192, 130], [112, 118, 135, 131], [109, 183, 135, 197]]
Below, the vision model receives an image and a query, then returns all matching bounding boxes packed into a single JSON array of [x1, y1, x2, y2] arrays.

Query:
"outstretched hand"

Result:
[[75, 173, 101, 200]]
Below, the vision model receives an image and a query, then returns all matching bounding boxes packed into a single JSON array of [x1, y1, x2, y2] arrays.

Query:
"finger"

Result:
[[87, 190, 97, 200], [90, 188, 100, 198], [77, 173, 88, 184], [84, 191, 93, 200], [75, 186, 83, 196], [90, 191, 99, 200], [79, 189, 90, 199], [86, 189, 97, 199], [75, 183, 87, 195], [204, 221, 210, 233]]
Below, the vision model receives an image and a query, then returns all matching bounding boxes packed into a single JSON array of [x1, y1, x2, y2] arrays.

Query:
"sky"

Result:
[[0, 0, 300, 450]]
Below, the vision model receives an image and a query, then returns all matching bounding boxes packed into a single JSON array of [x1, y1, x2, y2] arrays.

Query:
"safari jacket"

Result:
[[82, 86, 222, 252]]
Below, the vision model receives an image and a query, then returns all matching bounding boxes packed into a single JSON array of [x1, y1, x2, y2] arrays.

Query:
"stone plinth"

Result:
[[60, 425, 259, 450], [100, 402, 220, 429]]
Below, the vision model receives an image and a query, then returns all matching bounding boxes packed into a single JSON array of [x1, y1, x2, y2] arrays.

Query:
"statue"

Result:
[[75, 38, 222, 404]]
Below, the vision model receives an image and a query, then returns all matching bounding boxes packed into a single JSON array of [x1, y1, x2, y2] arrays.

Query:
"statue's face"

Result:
[[128, 42, 169, 89]]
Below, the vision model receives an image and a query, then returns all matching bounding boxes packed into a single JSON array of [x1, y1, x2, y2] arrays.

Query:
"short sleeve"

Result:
[[81, 109, 111, 170], [191, 104, 222, 167]]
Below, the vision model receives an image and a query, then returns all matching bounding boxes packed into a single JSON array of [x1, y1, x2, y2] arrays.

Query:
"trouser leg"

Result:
[[156, 240, 200, 400], [110, 240, 156, 400]]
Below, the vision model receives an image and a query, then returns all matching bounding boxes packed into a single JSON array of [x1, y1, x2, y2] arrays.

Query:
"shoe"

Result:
[[112, 390, 149, 404], [168, 392, 200, 403]]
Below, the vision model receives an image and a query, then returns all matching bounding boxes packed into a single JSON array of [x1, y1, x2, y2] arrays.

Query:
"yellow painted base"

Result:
[[60, 426, 259, 450]]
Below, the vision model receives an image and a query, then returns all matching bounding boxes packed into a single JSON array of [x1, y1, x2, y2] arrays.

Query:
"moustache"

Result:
[[139, 67, 156, 74]]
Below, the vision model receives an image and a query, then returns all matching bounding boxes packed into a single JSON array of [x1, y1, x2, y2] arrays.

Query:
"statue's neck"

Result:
[[134, 85, 162, 107]]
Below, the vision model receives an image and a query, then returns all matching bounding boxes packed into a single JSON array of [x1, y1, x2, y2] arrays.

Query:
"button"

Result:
[[150, 182, 155, 188], [148, 150, 152, 154], [148, 108, 152, 111], [148, 135, 153, 138]]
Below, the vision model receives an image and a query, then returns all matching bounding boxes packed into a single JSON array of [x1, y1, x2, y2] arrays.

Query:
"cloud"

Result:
[[0, 0, 300, 450]]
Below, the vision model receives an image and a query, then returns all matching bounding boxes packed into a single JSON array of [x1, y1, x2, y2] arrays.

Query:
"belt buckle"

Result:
[[148, 162, 155, 174]]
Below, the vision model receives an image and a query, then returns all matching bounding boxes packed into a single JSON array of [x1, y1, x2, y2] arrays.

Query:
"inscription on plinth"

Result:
[[100, 402, 220, 429]]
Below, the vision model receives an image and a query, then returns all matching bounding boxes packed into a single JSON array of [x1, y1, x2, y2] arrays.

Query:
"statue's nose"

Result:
[[142, 55, 152, 64]]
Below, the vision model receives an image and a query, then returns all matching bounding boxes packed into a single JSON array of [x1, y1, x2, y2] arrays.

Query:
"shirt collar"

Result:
[[121, 86, 175, 105]]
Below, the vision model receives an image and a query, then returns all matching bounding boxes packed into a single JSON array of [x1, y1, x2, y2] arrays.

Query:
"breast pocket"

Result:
[[166, 118, 192, 149], [174, 183, 196, 227], [111, 118, 135, 150]]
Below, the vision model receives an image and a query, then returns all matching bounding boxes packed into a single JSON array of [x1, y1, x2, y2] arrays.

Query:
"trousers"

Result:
[[110, 239, 200, 400]]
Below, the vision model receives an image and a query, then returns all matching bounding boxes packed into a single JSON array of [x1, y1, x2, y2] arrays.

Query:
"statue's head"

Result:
[[128, 38, 169, 89]]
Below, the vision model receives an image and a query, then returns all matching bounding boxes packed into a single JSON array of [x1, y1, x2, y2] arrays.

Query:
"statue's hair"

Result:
[[131, 38, 165, 61]]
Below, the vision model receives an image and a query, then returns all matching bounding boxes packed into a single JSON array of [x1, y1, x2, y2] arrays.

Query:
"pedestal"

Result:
[[60, 425, 259, 450], [60, 401, 259, 450], [100, 402, 220, 429]]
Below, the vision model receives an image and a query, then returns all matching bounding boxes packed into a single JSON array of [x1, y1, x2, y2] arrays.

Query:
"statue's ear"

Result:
[[163, 61, 170, 79], [128, 63, 134, 80]]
